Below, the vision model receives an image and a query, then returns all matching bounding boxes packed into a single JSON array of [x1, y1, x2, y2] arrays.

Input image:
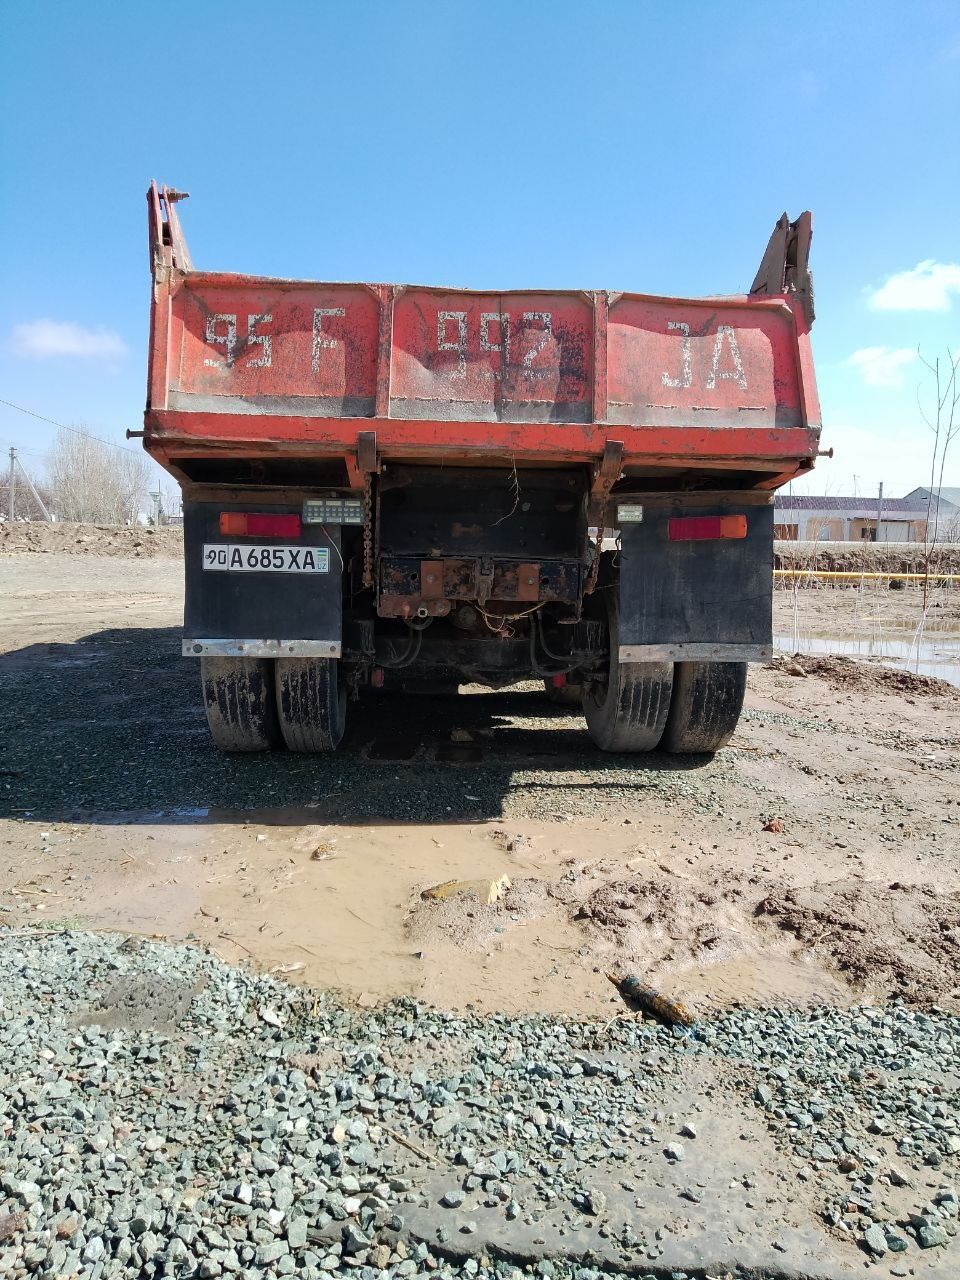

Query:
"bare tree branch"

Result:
[[48, 427, 151, 524]]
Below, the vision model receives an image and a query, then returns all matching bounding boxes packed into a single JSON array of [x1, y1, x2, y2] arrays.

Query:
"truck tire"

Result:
[[200, 657, 281, 752], [275, 657, 346, 752], [660, 661, 747, 754], [583, 590, 673, 751]]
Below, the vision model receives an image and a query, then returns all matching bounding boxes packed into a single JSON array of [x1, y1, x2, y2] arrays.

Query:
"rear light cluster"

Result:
[[667, 515, 747, 541], [219, 512, 302, 538]]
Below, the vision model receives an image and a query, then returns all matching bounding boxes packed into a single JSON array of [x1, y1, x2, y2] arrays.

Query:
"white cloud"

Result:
[[845, 346, 916, 388], [11, 319, 127, 360], [868, 260, 960, 312]]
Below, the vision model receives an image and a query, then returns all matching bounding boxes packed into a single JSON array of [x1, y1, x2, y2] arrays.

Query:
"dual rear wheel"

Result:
[[579, 658, 746, 754], [577, 589, 746, 755], [200, 657, 345, 754], [199, 601, 747, 757]]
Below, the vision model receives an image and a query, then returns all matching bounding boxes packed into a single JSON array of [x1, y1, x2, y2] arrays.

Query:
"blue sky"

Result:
[[2, 1, 959, 498]]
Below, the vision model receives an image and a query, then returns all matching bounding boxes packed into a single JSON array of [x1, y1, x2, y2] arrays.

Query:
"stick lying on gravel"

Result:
[[380, 1124, 441, 1166]]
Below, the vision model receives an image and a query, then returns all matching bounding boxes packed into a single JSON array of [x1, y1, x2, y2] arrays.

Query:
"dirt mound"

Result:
[[0, 520, 182, 557], [571, 871, 755, 971], [769, 651, 958, 698], [757, 880, 960, 1003], [576, 874, 723, 929], [775, 539, 960, 575], [406, 876, 553, 952]]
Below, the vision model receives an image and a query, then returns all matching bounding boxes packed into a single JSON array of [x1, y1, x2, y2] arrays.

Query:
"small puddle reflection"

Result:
[[774, 631, 960, 688]]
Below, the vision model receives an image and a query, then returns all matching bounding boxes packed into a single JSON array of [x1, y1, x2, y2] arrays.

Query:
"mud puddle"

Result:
[[774, 630, 960, 687], [773, 581, 960, 686], [5, 814, 957, 1016]]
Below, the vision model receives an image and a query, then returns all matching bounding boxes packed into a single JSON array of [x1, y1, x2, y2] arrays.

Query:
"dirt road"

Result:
[[1, 553, 958, 1018]]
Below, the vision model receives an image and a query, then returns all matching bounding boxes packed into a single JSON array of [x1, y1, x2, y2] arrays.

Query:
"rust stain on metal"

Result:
[[420, 561, 444, 599], [516, 563, 541, 602]]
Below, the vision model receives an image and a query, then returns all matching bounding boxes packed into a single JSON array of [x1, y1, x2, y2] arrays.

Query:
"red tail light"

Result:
[[219, 512, 302, 538], [668, 514, 747, 541]]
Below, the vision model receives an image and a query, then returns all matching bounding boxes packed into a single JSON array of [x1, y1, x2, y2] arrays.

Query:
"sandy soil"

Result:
[[0, 519, 183, 557], [1, 554, 958, 1018], [776, 579, 960, 636]]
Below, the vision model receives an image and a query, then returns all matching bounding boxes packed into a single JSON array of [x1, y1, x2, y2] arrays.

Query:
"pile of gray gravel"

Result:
[[0, 928, 956, 1280]]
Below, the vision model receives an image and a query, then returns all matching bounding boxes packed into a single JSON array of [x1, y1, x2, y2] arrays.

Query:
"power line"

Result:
[[0, 438, 44, 458], [0, 397, 140, 455]]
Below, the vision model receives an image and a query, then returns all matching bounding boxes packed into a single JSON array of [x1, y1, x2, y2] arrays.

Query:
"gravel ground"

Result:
[[1, 930, 957, 1280]]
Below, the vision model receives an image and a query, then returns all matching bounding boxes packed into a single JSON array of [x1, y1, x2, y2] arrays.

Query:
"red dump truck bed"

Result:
[[144, 185, 820, 491]]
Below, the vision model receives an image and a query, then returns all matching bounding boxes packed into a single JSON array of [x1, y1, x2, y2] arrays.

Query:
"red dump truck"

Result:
[[141, 184, 820, 755]]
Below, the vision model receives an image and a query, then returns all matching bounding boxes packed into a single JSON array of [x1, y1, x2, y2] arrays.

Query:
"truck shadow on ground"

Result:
[[0, 626, 712, 824]]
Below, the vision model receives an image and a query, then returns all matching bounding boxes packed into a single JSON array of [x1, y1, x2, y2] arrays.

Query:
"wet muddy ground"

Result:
[[774, 579, 960, 686], [1, 555, 958, 1017]]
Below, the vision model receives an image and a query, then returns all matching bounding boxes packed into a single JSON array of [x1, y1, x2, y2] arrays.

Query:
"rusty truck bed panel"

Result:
[[144, 186, 820, 485]]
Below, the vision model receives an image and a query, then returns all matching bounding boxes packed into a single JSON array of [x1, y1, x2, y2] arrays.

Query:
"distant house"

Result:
[[773, 494, 929, 542], [900, 488, 960, 541]]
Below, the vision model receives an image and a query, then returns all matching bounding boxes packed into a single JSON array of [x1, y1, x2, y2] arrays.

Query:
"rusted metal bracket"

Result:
[[516, 563, 540, 602], [477, 559, 495, 606], [420, 561, 444, 598], [588, 440, 624, 520], [346, 430, 379, 489], [357, 430, 378, 474], [591, 440, 624, 501], [750, 211, 814, 327], [585, 440, 623, 596]]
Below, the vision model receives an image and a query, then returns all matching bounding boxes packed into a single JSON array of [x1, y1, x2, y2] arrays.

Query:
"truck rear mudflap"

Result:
[[614, 495, 773, 663], [182, 500, 343, 659]]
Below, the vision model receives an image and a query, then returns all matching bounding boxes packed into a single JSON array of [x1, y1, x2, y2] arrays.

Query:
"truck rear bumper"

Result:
[[182, 639, 341, 658], [619, 643, 771, 662]]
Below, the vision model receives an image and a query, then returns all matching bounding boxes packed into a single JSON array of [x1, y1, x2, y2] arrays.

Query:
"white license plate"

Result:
[[202, 544, 329, 573]]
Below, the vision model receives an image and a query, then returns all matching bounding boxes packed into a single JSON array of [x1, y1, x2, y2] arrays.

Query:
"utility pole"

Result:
[[6, 447, 52, 522], [17, 458, 51, 521], [7, 447, 15, 521], [876, 482, 884, 544]]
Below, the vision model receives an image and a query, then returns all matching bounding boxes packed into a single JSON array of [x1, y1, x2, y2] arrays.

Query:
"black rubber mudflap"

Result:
[[618, 501, 773, 653]]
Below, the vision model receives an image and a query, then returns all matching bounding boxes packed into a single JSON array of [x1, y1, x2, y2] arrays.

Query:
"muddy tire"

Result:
[[583, 590, 673, 752], [543, 679, 583, 707], [275, 657, 346, 752], [200, 657, 281, 753], [661, 661, 747, 754]]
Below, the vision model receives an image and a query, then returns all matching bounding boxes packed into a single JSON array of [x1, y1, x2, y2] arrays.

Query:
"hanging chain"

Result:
[[584, 502, 606, 596], [362, 472, 374, 589]]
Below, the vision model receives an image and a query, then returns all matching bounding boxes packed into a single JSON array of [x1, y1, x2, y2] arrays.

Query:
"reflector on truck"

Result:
[[218, 512, 302, 538], [667, 514, 748, 541]]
